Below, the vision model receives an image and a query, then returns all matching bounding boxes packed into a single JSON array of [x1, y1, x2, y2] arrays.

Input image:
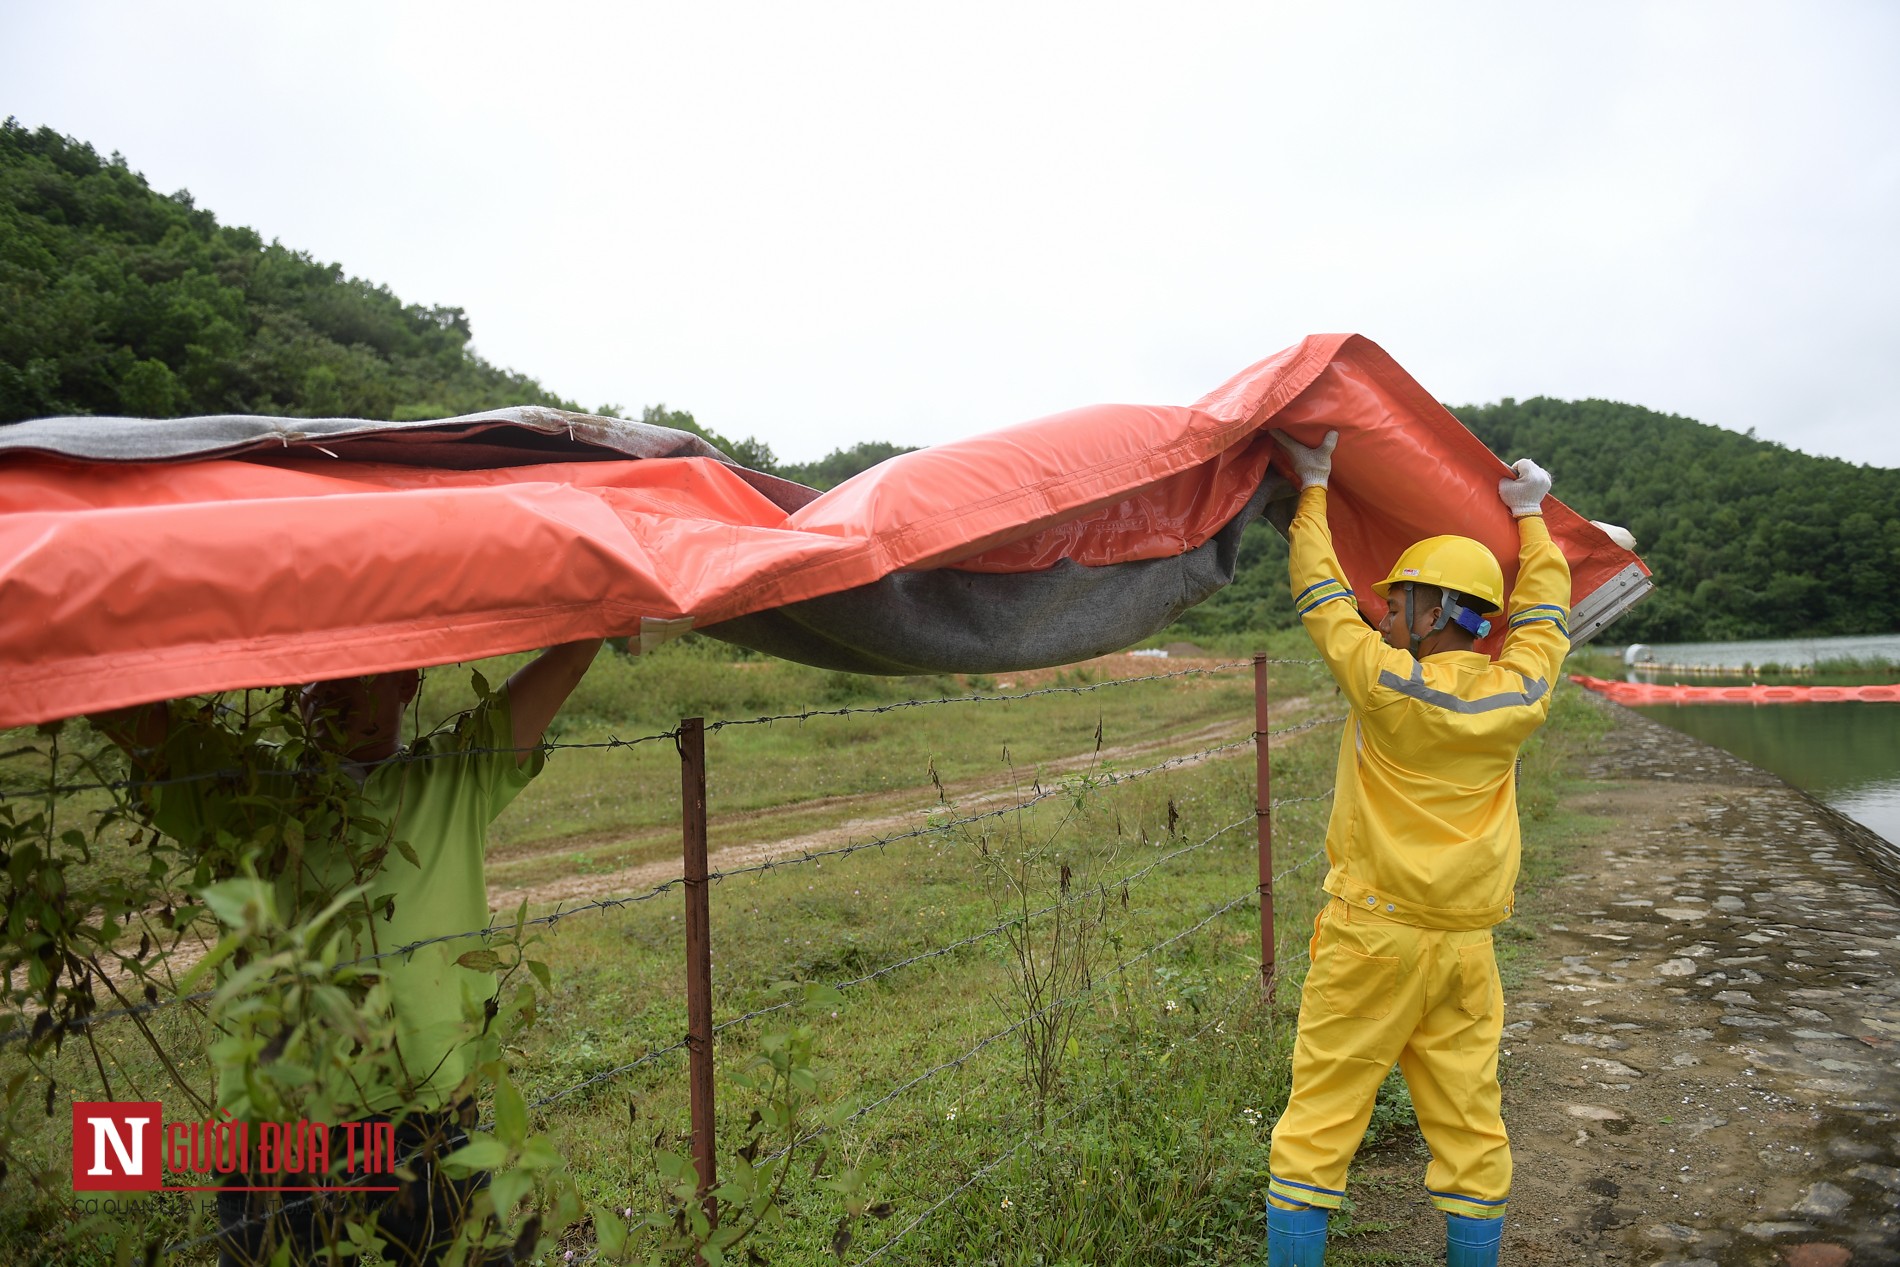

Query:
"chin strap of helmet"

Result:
[[1402, 582, 1492, 658], [1402, 582, 1426, 659]]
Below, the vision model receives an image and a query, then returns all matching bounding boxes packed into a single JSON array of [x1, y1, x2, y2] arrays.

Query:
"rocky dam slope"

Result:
[[1502, 699, 1900, 1265]]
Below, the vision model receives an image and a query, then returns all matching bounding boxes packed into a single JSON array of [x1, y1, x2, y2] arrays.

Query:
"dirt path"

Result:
[[484, 714, 1266, 913], [1333, 699, 1900, 1266]]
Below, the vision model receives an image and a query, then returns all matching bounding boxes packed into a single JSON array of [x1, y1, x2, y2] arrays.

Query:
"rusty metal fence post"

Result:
[[679, 716, 718, 1228], [1253, 654, 1275, 1000]]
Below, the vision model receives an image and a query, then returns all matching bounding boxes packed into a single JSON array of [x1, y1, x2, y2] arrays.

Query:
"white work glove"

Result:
[[1498, 458, 1552, 518], [1274, 429, 1338, 490]]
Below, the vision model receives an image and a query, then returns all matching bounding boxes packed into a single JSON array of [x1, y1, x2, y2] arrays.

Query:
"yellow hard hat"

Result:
[[1373, 536, 1504, 613]]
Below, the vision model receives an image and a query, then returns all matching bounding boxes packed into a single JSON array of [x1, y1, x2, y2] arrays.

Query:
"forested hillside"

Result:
[[1454, 398, 1900, 641], [6, 121, 1892, 644], [0, 120, 895, 490], [0, 121, 588, 424]]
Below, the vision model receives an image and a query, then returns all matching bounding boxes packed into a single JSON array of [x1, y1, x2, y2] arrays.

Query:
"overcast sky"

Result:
[[6, 2, 1897, 467]]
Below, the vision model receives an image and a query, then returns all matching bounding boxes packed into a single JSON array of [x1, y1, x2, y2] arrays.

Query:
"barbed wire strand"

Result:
[[521, 1038, 689, 1118], [3, 732, 1341, 1045], [1273, 845, 1329, 884], [714, 788, 1335, 1038], [703, 659, 1325, 735], [806, 885, 1259, 1147], [12, 658, 1328, 799], [709, 713, 1343, 889], [329, 718, 1319, 975], [1258, 712, 1348, 742], [713, 812, 1258, 1035], [15, 730, 685, 799]]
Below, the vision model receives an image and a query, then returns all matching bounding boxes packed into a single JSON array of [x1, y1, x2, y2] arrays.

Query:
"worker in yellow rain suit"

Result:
[[1263, 429, 1571, 1267]]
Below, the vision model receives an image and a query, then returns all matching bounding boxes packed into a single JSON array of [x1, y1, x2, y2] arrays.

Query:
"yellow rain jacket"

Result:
[[1289, 487, 1572, 930]]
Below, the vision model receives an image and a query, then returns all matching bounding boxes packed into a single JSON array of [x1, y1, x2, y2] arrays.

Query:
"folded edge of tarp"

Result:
[[0, 406, 827, 513], [0, 406, 725, 464]]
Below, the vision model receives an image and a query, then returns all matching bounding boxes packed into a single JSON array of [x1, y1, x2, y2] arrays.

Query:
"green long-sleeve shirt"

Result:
[[154, 692, 540, 1117]]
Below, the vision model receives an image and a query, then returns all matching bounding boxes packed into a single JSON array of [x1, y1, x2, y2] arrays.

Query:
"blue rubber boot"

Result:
[[1446, 1212, 1504, 1267], [1266, 1201, 1328, 1267]]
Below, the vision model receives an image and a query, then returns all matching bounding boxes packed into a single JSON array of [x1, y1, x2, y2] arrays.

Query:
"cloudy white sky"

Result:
[[6, 2, 1898, 467]]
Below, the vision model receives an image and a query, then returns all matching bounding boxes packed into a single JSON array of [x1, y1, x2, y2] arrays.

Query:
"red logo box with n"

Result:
[[73, 1102, 162, 1191]]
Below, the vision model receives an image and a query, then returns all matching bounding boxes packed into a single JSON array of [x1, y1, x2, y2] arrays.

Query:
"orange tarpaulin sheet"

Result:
[[0, 334, 1648, 727]]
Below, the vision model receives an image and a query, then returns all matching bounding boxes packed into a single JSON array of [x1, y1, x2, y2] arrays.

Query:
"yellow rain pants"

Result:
[[1268, 897, 1508, 1220]]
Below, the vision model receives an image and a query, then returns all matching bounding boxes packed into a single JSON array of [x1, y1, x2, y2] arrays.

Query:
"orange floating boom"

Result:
[[1570, 675, 1900, 705]]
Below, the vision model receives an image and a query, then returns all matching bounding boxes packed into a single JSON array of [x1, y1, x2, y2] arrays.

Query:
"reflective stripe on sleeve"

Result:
[[1297, 578, 1354, 616], [1509, 603, 1570, 637]]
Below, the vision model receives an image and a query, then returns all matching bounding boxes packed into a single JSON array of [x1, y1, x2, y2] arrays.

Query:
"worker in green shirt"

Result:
[[96, 639, 602, 1267]]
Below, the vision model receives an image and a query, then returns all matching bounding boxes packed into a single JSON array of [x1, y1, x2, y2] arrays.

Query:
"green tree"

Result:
[[776, 440, 918, 490]]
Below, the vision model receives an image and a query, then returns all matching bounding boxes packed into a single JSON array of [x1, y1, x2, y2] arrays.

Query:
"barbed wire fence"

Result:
[[4, 654, 1349, 1262]]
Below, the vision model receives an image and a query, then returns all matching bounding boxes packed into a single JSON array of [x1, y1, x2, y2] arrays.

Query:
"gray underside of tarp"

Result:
[[701, 473, 1296, 675], [0, 407, 823, 510]]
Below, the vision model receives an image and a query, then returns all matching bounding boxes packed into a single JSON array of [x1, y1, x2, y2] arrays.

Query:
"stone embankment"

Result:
[[1503, 700, 1900, 1266]]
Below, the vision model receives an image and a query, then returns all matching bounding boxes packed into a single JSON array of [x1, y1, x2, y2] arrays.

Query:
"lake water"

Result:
[[1624, 635, 1900, 847]]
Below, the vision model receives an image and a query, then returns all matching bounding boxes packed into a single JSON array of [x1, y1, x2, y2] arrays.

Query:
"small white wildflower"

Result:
[[999, 1197, 1012, 1210], [1164, 999, 1179, 1014], [945, 1108, 958, 1122]]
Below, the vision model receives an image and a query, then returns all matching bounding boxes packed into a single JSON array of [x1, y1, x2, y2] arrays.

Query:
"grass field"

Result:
[[0, 628, 1605, 1265]]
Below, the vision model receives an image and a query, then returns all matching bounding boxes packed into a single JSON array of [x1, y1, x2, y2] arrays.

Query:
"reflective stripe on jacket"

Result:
[[1289, 487, 1572, 929]]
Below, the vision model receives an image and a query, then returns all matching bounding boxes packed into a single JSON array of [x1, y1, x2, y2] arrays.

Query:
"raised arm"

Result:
[[504, 639, 605, 764], [1493, 459, 1572, 684], [87, 701, 172, 776], [1277, 431, 1400, 714]]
